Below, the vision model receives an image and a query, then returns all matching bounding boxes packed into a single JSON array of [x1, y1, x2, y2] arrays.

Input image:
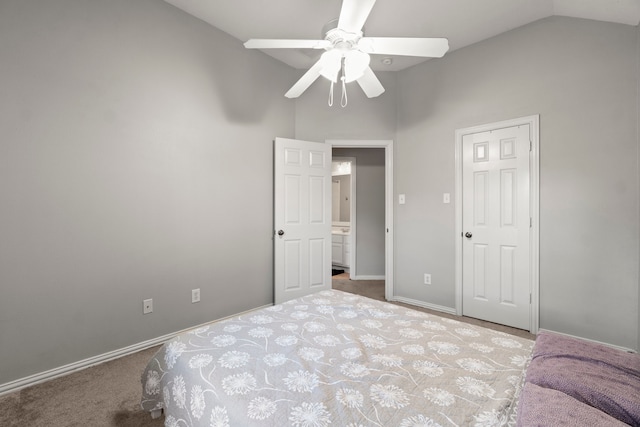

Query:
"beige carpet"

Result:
[[0, 346, 164, 427], [331, 272, 386, 301], [0, 277, 533, 426]]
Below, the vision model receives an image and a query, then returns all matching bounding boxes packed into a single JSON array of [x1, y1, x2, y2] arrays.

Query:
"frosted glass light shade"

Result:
[[319, 50, 342, 83], [343, 50, 370, 83]]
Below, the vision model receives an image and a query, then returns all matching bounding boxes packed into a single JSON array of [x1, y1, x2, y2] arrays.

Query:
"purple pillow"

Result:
[[526, 331, 640, 425]]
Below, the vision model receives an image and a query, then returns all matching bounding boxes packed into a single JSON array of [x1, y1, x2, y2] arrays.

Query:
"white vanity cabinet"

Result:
[[331, 233, 350, 267]]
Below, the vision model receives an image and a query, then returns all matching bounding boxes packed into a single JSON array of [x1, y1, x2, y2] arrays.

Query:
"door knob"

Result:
[[277, 230, 285, 236], [465, 232, 472, 238]]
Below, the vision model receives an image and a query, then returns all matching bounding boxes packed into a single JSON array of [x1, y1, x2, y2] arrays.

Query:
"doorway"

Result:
[[454, 116, 539, 333], [328, 140, 394, 300]]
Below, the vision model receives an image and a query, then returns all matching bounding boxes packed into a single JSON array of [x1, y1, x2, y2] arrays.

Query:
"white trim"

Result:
[[538, 328, 637, 354], [454, 115, 540, 333], [333, 156, 357, 274], [328, 140, 394, 301], [0, 304, 272, 397], [351, 275, 385, 281], [389, 296, 457, 316]]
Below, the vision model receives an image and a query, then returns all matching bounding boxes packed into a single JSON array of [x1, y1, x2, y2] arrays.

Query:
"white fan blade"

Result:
[[244, 39, 331, 50], [359, 37, 449, 57], [356, 67, 385, 98], [285, 59, 324, 98], [338, 0, 377, 33]]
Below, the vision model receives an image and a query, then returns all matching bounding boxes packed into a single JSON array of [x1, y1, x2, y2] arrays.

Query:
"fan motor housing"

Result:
[[322, 19, 363, 48]]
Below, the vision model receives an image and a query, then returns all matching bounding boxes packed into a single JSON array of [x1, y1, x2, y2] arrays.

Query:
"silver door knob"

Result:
[[465, 232, 472, 238], [277, 230, 285, 236]]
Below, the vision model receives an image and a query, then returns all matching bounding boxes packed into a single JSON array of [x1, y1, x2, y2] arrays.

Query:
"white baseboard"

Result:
[[389, 296, 457, 316], [538, 328, 637, 353], [351, 275, 385, 281], [0, 303, 272, 397]]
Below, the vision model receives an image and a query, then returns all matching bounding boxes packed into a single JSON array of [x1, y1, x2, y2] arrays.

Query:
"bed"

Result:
[[141, 289, 534, 426]]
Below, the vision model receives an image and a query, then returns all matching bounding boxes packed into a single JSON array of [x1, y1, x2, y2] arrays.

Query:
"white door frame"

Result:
[[454, 116, 539, 333], [327, 139, 394, 301]]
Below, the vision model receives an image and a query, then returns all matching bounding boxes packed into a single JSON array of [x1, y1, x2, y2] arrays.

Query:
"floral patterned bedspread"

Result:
[[141, 290, 533, 427]]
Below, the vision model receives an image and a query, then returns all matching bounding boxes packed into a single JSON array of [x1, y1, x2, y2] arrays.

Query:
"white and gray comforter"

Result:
[[141, 290, 533, 427]]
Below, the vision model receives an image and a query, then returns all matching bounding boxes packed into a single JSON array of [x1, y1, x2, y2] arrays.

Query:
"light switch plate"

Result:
[[443, 193, 450, 204], [399, 194, 406, 205]]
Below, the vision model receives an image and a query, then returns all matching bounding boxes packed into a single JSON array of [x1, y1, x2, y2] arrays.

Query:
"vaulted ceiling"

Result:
[[164, 0, 640, 71]]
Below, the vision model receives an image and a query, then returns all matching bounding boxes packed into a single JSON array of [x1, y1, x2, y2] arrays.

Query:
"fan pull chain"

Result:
[[340, 76, 348, 108], [328, 80, 334, 107]]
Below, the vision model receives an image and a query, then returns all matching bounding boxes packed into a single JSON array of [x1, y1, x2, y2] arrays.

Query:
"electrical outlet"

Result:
[[424, 274, 431, 285], [192, 288, 201, 303], [143, 298, 153, 314]]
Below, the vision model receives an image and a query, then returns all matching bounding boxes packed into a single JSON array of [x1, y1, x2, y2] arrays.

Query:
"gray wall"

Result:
[[396, 17, 639, 350], [0, 0, 296, 385], [333, 149, 386, 277], [294, 72, 397, 142]]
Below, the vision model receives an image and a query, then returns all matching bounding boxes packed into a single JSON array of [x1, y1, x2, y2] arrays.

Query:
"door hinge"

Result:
[[530, 293, 532, 304], [529, 140, 532, 152], [530, 217, 532, 228]]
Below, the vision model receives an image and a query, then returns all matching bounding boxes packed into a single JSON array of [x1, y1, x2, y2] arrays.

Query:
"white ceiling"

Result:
[[164, 0, 640, 71]]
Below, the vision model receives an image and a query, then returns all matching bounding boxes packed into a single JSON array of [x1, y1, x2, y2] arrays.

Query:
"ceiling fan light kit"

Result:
[[343, 50, 370, 83], [319, 49, 343, 82], [243, 0, 449, 106]]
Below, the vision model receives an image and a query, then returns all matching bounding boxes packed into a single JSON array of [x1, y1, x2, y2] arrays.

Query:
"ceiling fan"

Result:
[[244, 0, 449, 105]]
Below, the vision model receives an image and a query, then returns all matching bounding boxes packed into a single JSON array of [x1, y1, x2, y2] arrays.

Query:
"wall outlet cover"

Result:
[[143, 298, 153, 314]]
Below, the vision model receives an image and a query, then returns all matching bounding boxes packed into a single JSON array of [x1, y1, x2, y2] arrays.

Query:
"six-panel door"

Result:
[[462, 125, 531, 330], [274, 138, 332, 304]]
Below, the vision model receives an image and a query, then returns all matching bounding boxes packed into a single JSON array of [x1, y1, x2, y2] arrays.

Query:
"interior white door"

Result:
[[462, 125, 531, 330], [274, 137, 332, 304]]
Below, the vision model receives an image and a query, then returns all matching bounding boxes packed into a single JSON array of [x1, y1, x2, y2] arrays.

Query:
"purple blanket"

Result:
[[524, 331, 640, 426], [517, 382, 628, 426]]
